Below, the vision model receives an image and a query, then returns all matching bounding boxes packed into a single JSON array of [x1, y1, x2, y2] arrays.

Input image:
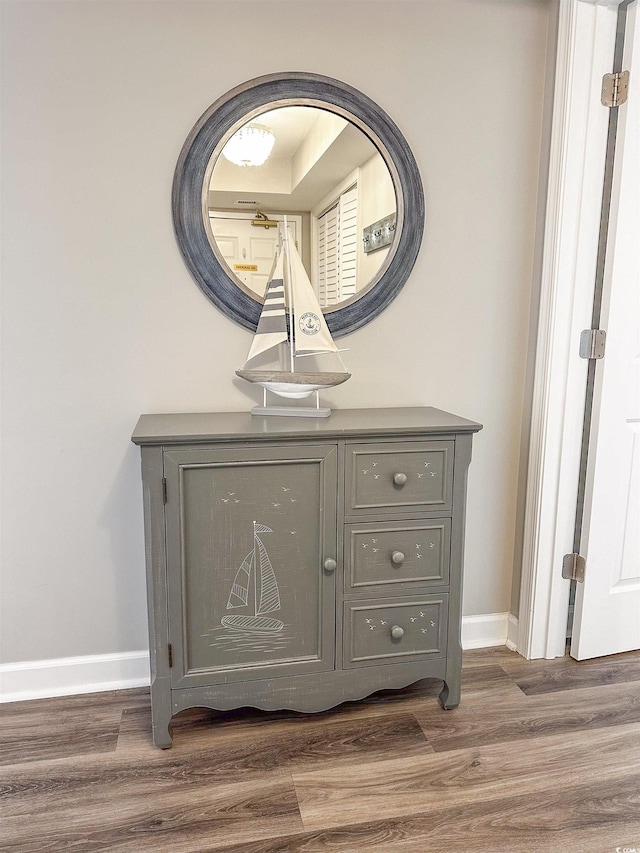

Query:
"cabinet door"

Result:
[[164, 444, 337, 688]]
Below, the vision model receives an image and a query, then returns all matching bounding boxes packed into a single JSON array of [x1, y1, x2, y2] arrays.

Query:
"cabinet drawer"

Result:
[[343, 595, 448, 668], [344, 519, 451, 594], [345, 441, 453, 515]]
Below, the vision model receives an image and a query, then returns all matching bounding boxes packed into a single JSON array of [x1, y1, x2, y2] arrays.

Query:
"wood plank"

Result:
[[115, 706, 432, 768], [209, 773, 640, 853], [498, 648, 640, 694], [0, 774, 303, 853], [460, 645, 524, 668], [0, 690, 145, 765], [416, 677, 640, 751], [0, 712, 431, 820], [292, 721, 640, 831]]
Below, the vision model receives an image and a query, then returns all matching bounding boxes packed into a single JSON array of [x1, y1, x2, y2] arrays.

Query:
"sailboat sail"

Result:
[[221, 521, 284, 634], [285, 232, 338, 356], [245, 250, 288, 363], [236, 219, 350, 404], [226, 550, 254, 608], [255, 533, 281, 615]]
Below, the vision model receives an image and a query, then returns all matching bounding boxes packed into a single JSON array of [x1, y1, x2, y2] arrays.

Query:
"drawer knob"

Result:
[[391, 625, 405, 639], [324, 558, 337, 573], [391, 550, 405, 565], [393, 472, 408, 485]]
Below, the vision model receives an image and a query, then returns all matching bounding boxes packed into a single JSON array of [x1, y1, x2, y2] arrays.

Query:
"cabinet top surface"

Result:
[[131, 407, 482, 446]]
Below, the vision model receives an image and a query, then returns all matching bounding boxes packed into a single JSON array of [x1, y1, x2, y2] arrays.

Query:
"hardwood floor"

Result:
[[1, 647, 639, 852]]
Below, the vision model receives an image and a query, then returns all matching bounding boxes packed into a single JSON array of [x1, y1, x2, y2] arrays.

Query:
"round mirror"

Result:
[[173, 73, 424, 337]]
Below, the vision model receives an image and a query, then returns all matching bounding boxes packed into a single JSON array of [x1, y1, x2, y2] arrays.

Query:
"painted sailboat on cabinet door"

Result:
[[236, 219, 350, 401], [221, 522, 284, 633]]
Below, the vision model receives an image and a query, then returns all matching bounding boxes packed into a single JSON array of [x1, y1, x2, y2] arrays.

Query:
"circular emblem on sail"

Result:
[[299, 312, 321, 335]]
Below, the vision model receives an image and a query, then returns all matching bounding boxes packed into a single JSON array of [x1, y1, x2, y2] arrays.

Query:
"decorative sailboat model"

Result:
[[221, 522, 284, 633], [236, 219, 350, 417]]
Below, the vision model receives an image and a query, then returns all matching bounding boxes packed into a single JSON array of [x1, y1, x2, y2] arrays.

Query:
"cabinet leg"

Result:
[[150, 676, 173, 748], [152, 719, 173, 749], [438, 678, 460, 710]]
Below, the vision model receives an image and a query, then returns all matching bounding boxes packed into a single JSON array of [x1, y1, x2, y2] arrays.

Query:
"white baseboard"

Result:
[[462, 612, 519, 651], [0, 615, 519, 703], [0, 651, 150, 704]]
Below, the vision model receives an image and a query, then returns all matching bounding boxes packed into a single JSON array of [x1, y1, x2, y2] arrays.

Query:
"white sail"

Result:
[[283, 228, 339, 356], [244, 249, 288, 363]]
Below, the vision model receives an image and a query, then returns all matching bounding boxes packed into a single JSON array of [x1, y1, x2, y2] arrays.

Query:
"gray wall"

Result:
[[0, 0, 550, 664]]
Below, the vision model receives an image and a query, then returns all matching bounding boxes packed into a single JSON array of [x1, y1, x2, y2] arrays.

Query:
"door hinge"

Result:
[[168, 643, 173, 667], [601, 70, 630, 107], [562, 553, 586, 583], [162, 477, 168, 504], [579, 328, 606, 360]]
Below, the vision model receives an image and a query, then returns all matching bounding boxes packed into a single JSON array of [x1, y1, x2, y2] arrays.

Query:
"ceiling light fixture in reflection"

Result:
[[222, 123, 275, 167]]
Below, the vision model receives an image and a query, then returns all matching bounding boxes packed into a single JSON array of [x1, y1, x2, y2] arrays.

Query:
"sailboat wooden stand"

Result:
[[236, 219, 350, 418]]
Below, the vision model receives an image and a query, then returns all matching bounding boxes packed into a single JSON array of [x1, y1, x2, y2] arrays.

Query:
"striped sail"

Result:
[[226, 550, 254, 608], [255, 533, 281, 615], [245, 250, 288, 363]]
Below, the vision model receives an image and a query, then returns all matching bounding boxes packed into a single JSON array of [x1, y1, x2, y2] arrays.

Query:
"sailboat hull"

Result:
[[236, 369, 351, 399], [221, 614, 284, 633]]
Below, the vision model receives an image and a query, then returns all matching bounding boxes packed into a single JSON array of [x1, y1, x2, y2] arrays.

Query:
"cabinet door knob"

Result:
[[391, 550, 405, 565], [393, 472, 408, 485], [324, 558, 337, 573], [391, 625, 405, 639]]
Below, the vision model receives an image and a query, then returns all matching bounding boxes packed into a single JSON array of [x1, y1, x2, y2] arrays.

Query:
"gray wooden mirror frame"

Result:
[[172, 72, 424, 338]]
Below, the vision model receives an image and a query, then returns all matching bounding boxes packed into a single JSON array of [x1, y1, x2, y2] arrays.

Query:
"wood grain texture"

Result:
[[416, 677, 640, 752], [500, 648, 640, 695], [292, 723, 640, 830], [1, 775, 303, 853], [0, 689, 146, 766], [1, 647, 639, 853], [210, 775, 640, 853]]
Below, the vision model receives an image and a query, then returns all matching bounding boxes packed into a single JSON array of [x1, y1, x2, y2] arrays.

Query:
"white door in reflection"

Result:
[[208, 212, 302, 297]]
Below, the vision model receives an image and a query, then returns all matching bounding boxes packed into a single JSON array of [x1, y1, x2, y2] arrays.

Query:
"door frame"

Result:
[[518, 0, 626, 659]]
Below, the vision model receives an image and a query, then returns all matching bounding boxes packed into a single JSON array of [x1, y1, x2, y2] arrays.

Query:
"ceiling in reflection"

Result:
[[208, 106, 382, 213]]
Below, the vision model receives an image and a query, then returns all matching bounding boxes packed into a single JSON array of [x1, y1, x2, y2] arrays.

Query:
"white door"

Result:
[[571, 4, 640, 659], [208, 212, 301, 297]]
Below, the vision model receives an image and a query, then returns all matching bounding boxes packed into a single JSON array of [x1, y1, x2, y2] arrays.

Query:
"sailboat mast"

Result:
[[252, 520, 258, 617], [283, 217, 295, 373]]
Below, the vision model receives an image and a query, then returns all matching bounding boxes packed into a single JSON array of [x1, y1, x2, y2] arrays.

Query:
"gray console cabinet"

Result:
[[132, 407, 481, 748]]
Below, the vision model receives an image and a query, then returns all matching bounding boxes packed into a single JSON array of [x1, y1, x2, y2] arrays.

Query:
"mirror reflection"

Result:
[[207, 105, 396, 309]]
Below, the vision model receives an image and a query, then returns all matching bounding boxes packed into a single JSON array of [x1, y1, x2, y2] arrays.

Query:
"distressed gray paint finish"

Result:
[[345, 441, 454, 515], [132, 407, 481, 446], [345, 519, 451, 593], [132, 407, 481, 747], [343, 595, 448, 668], [164, 445, 337, 689]]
